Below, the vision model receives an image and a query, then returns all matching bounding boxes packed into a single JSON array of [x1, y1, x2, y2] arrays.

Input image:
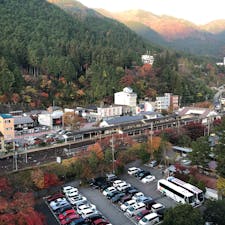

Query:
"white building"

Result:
[[114, 87, 137, 107], [141, 54, 154, 65], [155, 93, 179, 112], [216, 57, 225, 66]]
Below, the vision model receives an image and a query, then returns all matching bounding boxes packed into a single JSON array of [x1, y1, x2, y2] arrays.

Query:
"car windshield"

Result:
[[142, 217, 148, 222], [128, 207, 135, 212]]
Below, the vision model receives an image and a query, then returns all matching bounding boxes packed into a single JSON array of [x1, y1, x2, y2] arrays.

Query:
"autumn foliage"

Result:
[[0, 177, 45, 225], [87, 142, 104, 160]]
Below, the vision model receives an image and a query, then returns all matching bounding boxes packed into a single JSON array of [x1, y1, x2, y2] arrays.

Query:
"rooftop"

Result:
[[0, 114, 13, 119]]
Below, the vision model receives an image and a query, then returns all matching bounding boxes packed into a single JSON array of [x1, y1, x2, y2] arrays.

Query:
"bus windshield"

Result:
[[198, 193, 204, 202], [188, 195, 195, 204]]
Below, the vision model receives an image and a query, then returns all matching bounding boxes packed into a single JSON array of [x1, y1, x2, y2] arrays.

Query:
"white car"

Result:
[[126, 202, 146, 217], [141, 175, 156, 184], [67, 194, 87, 205], [77, 203, 97, 215], [151, 203, 165, 213], [128, 167, 141, 175], [49, 198, 69, 211], [62, 186, 78, 195], [132, 192, 145, 201], [113, 180, 126, 188], [120, 199, 137, 212], [102, 186, 117, 196], [80, 208, 98, 219], [138, 213, 159, 225], [117, 183, 131, 192], [65, 189, 79, 198]]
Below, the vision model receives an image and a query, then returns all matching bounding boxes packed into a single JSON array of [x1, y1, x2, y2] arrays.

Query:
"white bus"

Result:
[[167, 176, 204, 206], [157, 179, 195, 206]]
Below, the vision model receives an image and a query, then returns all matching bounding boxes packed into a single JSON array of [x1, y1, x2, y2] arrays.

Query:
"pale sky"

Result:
[[78, 0, 225, 25]]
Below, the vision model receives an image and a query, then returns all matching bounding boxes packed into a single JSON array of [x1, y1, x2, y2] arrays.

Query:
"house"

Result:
[[141, 53, 154, 65], [13, 116, 34, 133]]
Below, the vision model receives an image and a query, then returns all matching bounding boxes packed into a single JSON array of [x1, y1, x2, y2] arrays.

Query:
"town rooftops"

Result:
[[104, 115, 144, 126], [0, 114, 13, 119], [13, 116, 34, 125]]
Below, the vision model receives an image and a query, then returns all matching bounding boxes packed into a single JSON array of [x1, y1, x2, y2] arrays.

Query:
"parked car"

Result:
[[126, 202, 146, 217], [119, 194, 133, 204], [76, 203, 96, 215], [46, 193, 64, 202], [69, 218, 87, 225], [55, 205, 73, 215], [111, 192, 125, 203], [141, 175, 156, 184], [116, 183, 131, 192], [80, 208, 98, 219], [85, 214, 104, 224], [132, 192, 145, 201], [62, 186, 78, 195], [91, 218, 110, 225], [138, 212, 159, 225], [58, 209, 76, 220], [128, 167, 141, 175], [67, 194, 87, 205], [106, 190, 121, 199], [151, 203, 165, 213], [134, 169, 145, 177], [102, 187, 116, 196], [120, 199, 136, 212], [49, 198, 68, 211], [134, 209, 151, 221], [112, 180, 126, 188], [138, 171, 151, 180], [148, 160, 158, 168], [60, 213, 80, 225]]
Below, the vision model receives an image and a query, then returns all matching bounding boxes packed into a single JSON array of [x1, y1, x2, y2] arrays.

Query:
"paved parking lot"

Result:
[[79, 188, 133, 225]]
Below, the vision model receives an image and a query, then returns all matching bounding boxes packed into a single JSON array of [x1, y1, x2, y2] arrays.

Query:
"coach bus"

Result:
[[157, 179, 195, 206], [167, 176, 204, 206]]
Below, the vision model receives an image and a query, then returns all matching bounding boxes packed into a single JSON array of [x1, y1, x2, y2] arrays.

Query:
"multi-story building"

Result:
[[114, 87, 137, 107], [141, 54, 154, 65], [155, 93, 179, 112], [0, 114, 14, 141]]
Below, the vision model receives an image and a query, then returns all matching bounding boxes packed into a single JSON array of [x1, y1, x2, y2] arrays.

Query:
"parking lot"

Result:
[[42, 163, 178, 225]]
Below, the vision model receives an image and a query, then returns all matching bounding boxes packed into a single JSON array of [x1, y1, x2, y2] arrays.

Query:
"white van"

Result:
[[138, 212, 159, 225], [151, 203, 165, 213], [126, 202, 146, 217]]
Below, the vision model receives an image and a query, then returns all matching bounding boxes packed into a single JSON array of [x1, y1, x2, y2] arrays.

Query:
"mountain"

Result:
[[0, 0, 157, 107], [201, 20, 225, 34], [97, 9, 225, 57]]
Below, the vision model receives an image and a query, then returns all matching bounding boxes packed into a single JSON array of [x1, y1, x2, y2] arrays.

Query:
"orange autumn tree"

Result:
[[31, 169, 45, 189], [147, 136, 162, 159], [87, 143, 104, 160]]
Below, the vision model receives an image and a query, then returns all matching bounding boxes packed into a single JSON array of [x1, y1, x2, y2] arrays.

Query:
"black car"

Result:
[[111, 192, 125, 203], [107, 190, 120, 199], [144, 199, 157, 210], [119, 194, 133, 204], [138, 171, 151, 180], [89, 177, 108, 189], [134, 169, 145, 177], [85, 213, 104, 224]]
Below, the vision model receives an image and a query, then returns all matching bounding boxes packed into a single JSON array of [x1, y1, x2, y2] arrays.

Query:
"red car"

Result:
[[134, 209, 150, 221], [92, 218, 110, 225], [60, 213, 80, 225], [46, 193, 64, 202], [58, 209, 76, 220]]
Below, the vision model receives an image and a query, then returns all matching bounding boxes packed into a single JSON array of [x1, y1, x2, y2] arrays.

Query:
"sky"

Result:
[[78, 0, 225, 25]]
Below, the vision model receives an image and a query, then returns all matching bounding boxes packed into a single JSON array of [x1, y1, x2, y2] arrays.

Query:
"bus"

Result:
[[167, 176, 204, 206], [157, 179, 195, 206]]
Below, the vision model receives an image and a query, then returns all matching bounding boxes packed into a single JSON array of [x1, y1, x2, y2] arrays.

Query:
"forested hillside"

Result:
[[0, 0, 219, 109], [0, 0, 154, 107]]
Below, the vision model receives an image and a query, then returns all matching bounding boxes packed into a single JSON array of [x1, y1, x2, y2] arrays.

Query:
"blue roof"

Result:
[[0, 114, 12, 119], [105, 115, 144, 125]]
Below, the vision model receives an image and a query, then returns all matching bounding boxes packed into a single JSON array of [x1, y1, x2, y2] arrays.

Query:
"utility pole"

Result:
[[111, 135, 115, 174]]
